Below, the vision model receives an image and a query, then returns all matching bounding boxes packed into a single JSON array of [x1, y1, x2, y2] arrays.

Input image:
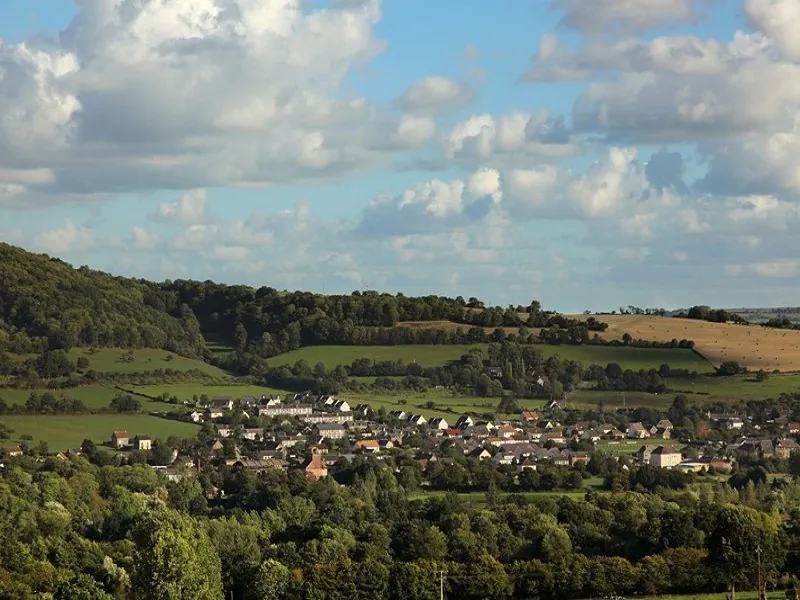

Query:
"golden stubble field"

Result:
[[581, 314, 800, 372]]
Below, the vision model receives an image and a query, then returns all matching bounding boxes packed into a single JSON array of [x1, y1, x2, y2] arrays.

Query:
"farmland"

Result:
[[270, 343, 712, 372], [0, 413, 198, 450], [581, 313, 800, 372]]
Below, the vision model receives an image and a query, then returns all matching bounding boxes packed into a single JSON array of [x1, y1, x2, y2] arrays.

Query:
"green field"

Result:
[[565, 389, 675, 412], [271, 345, 489, 368], [347, 390, 545, 420], [668, 373, 800, 401], [68, 348, 232, 377], [0, 385, 167, 412], [270, 344, 714, 371], [132, 384, 287, 402], [0, 414, 198, 450]]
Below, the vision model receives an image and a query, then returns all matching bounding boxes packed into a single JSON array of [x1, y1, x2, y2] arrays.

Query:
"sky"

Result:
[[2, 0, 800, 312]]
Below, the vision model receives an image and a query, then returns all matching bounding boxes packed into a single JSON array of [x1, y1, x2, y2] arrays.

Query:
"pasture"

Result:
[[347, 390, 545, 420], [0, 385, 163, 412], [68, 348, 232, 377], [132, 384, 287, 402], [270, 344, 712, 372], [582, 313, 800, 372], [0, 413, 198, 450]]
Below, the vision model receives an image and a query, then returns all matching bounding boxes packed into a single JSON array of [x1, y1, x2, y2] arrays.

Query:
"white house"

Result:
[[189, 411, 204, 423], [333, 400, 351, 413], [428, 417, 449, 430]]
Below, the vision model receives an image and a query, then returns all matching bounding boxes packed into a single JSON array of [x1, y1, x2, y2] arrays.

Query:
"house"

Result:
[[470, 447, 492, 460], [304, 448, 328, 480], [775, 438, 800, 459], [378, 439, 395, 450], [242, 428, 265, 441], [206, 438, 224, 452], [354, 439, 380, 453], [737, 439, 774, 459], [541, 432, 566, 445], [520, 410, 540, 423], [488, 366, 503, 379], [316, 424, 348, 440], [726, 417, 745, 430], [211, 396, 234, 411], [133, 435, 152, 451], [389, 410, 408, 421], [604, 427, 626, 440], [111, 431, 130, 449], [580, 429, 602, 443], [786, 422, 800, 435], [650, 445, 682, 468], [500, 424, 518, 439], [570, 451, 590, 466], [216, 425, 234, 438], [232, 458, 288, 474], [205, 408, 224, 420], [1, 445, 23, 458], [189, 411, 204, 423], [444, 428, 462, 439], [627, 422, 650, 439], [636, 445, 653, 466], [428, 417, 449, 430], [333, 400, 351, 413], [455, 415, 474, 429]]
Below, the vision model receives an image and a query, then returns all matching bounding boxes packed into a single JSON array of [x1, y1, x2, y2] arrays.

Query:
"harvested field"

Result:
[[575, 314, 800, 372]]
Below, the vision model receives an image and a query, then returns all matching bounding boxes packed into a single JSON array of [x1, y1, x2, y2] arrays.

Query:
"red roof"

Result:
[[445, 428, 462, 437]]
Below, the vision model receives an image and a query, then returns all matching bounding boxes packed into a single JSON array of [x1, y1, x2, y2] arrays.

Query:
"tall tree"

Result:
[[131, 508, 223, 600]]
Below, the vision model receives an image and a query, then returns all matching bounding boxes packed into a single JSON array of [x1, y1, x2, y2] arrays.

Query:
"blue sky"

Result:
[[2, 0, 800, 312]]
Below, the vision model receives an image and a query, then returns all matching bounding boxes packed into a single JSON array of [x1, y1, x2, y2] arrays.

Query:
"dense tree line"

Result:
[[0, 243, 207, 357], [677, 305, 749, 325], [0, 446, 798, 599]]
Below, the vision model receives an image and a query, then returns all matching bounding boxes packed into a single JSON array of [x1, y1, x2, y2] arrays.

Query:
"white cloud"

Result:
[[745, 0, 800, 61], [395, 76, 473, 115], [34, 220, 94, 253], [153, 189, 208, 224], [131, 226, 160, 250], [0, 0, 399, 198], [444, 111, 580, 166]]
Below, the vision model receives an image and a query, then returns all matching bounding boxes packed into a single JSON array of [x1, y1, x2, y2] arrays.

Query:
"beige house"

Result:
[[133, 435, 152, 451], [650, 445, 682, 468], [111, 431, 130, 449]]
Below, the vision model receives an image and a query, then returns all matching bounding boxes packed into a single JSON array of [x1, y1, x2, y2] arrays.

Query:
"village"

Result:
[[23, 391, 791, 486]]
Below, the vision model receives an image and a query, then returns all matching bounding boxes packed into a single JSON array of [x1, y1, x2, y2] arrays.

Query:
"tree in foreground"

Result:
[[132, 507, 223, 600]]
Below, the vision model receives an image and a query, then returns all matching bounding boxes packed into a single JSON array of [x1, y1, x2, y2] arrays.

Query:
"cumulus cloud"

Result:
[[395, 76, 474, 116], [152, 189, 208, 224], [444, 111, 580, 166], [33, 220, 94, 253], [0, 0, 404, 200]]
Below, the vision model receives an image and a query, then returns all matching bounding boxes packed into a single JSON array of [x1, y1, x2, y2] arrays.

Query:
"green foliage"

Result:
[[0, 243, 206, 356], [131, 508, 223, 600]]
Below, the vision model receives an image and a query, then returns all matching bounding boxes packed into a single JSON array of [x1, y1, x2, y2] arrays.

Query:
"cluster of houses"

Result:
[[8, 391, 800, 484]]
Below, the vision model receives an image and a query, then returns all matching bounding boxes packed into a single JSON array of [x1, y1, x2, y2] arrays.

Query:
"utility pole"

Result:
[[440, 569, 444, 600]]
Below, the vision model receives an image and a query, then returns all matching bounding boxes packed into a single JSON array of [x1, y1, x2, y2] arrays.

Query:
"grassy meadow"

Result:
[[132, 384, 287, 402], [68, 348, 232, 377], [270, 344, 713, 372], [0, 384, 169, 413], [0, 413, 198, 450]]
